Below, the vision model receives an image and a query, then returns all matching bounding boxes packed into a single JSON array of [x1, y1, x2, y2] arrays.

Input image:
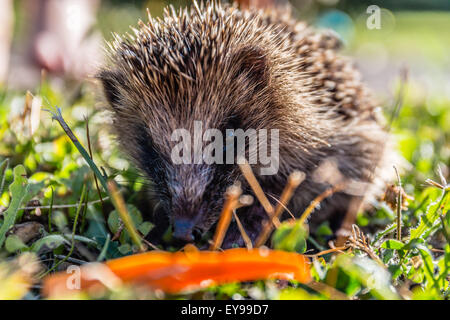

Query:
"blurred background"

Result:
[[2, 0, 450, 99]]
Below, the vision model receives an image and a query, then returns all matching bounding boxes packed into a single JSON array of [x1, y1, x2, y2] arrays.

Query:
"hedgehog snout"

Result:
[[168, 185, 206, 243], [172, 219, 196, 242]]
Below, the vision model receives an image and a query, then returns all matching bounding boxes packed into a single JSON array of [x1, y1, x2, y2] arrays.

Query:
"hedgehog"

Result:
[[97, 1, 392, 247]]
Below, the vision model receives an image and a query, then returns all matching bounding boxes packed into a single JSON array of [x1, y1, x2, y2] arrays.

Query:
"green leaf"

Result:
[[22, 182, 45, 207], [16, 181, 45, 221], [382, 248, 395, 264], [437, 244, 449, 290], [51, 210, 68, 230], [316, 221, 333, 238], [0, 165, 30, 248], [101, 239, 122, 259], [85, 217, 108, 241], [212, 283, 243, 298], [0, 158, 9, 196], [137, 221, 154, 237], [278, 287, 323, 300], [272, 221, 307, 253], [64, 234, 97, 246], [30, 234, 69, 253], [118, 243, 132, 255], [5, 235, 28, 252], [417, 245, 439, 291], [402, 238, 425, 251], [388, 264, 402, 279], [107, 204, 143, 244], [381, 239, 405, 250], [335, 254, 401, 300], [410, 189, 448, 240], [371, 223, 396, 246]]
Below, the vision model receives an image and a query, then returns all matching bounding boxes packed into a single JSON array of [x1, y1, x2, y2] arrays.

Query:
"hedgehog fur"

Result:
[[97, 0, 393, 247]]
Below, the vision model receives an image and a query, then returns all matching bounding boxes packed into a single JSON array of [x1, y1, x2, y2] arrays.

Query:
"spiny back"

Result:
[[98, 0, 383, 173]]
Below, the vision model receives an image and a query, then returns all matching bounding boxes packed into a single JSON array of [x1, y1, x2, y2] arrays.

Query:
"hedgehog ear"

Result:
[[231, 46, 269, 87], [97, 69, 122, 110]]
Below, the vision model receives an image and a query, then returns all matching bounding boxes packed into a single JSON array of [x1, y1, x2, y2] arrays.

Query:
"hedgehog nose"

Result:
[[173, 219, 195, 242]]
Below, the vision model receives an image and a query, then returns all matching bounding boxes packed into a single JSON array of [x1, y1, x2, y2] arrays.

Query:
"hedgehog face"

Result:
[[96, 2, 289, 243], [97, 2, 392, 247]]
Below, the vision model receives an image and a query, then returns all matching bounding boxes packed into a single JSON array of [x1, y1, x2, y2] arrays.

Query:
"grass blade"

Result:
[[107, 180, 146, 252], [0, 165, 30, 249], [40, 183, 87, 278], [97, 234, 111, 262], [45, 106, 108, 192], [48, 186, 54, 233]]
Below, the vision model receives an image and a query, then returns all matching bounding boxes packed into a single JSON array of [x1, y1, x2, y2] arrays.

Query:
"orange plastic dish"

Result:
[[42, 248, 311, 296]]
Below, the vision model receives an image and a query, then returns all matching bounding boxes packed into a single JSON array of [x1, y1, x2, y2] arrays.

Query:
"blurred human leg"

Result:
[[33, 0, 102, 78], [0, 0, 13, 83]]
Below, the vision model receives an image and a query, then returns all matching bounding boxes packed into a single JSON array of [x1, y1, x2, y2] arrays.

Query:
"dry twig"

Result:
[[345, 225, 384, 266], [238, 160, 277, 224], [210, 185, 242, 250], [255, 171, 305, 247]]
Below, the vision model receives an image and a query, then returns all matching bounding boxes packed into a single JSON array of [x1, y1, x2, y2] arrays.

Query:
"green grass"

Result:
[[0, 70, 448, 300]]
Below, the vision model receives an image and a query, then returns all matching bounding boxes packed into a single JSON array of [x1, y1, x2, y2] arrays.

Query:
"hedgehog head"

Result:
[[97, 1, 291, 241]]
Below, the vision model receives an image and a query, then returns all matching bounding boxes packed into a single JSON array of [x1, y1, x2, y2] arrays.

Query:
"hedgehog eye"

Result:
[[225, 115, 243, 131]]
